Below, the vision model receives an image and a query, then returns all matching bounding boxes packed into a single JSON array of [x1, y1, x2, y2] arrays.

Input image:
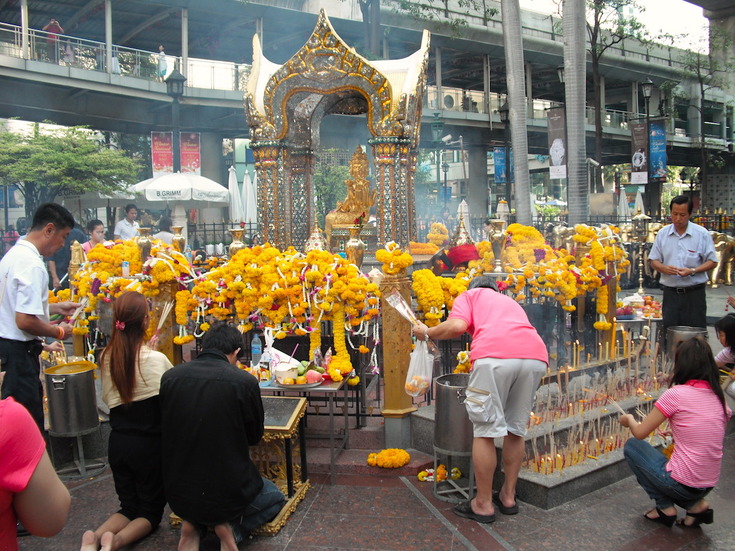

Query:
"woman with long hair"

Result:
[[80, 292, 172, 551], [619, 337, 731, 528]]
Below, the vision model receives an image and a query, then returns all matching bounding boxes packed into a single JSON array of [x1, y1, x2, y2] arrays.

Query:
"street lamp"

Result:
[[641, 78, 654, 213], [632, 209, 651, 295], [430, 112, 444, 206], [498, 101, 511, 211], [165, 66, 187, 172], [441, 161, 450, 207], [556, 65, 565, 84]]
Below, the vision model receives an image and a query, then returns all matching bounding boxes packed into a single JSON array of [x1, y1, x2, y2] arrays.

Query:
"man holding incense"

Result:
[[412, 275, 548, 523]]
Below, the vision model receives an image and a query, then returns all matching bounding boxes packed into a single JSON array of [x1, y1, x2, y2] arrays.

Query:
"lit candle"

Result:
[[598, 342, 603, 361]]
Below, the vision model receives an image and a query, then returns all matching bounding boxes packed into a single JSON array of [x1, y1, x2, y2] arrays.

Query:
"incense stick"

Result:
[[582, 387, 626, 415], [156, 301, 175, 331]]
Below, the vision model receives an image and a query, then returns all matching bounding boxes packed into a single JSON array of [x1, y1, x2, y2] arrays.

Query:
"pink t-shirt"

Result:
[[655, 381, 731, 488], [0, 398, 46, 550], [715, 347, 734, 366], [448, 288, 548, 364]]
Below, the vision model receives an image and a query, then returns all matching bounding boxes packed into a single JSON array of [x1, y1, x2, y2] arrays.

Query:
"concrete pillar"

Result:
[[20, 0, 28, 59], [525, 62, 533, 114], [105, 0, 112, 73], [467, 146, 489, 219], [688, 83, 702, 139], [181, 8, 188, 77], [435, 47, 443, 110], [198, 132, 226, 224], [707, 8, 735, 96]]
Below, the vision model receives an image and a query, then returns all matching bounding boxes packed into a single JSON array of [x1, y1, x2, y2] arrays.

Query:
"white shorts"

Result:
[[464, 357, 546, 439]]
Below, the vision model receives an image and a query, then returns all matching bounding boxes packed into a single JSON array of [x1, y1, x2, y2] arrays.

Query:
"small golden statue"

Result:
[[325, 146, 376, 247]]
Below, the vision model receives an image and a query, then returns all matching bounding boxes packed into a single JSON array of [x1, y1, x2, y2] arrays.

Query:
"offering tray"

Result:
[[272, 381, 324, 390]]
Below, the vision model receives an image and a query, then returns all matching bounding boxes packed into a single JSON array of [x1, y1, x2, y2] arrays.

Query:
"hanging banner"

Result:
[[180, 132, 201, 175], [649, 118, 667, 184], [151, 132, 173, 177], [493, 147, 507, 184], [630, 121, 648, 185], [547, 107, 567, 179]]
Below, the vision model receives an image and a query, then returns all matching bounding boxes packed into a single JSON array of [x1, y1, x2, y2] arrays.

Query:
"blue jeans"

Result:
[[623, 438, 712, 510], [230, 477, 285, 541]]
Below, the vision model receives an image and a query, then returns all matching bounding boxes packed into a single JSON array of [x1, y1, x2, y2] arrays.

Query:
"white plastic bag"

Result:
[[405, 340, 434, 397]]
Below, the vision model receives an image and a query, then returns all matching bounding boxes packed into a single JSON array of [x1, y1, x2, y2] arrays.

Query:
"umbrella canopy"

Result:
[[133, 173, 229, 204], [634, 190, 645, 214], [242, 170, 258, 224], [544, 199, 567, 207], [618, 192, 631, 220], [228, 166, 245, 223]]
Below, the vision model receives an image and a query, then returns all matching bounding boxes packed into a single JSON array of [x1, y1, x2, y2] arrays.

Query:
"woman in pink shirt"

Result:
[[620, 337, 731, 527], [412, 275, 548, 523]]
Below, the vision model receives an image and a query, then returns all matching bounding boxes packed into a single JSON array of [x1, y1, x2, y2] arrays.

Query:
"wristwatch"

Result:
[[691, 268, 696, 276]]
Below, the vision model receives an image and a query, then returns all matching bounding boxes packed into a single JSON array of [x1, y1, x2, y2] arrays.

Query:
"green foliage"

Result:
[[586, 0, 647, 57], [536, 205, 561, 217], [0, 124, 141, 217], [313, 162, 350, 227], [390, 0, 497, 34]]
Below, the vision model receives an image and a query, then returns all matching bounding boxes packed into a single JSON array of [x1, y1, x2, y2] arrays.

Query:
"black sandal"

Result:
[[677, 508, 713, 528], [643, 507, 676, 527]]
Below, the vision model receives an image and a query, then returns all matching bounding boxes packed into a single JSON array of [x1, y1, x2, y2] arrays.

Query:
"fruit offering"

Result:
[[405, 375, 430, 397]]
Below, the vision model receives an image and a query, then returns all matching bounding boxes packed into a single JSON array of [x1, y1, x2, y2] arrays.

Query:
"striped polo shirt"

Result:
[[655, 381, 731, 487]]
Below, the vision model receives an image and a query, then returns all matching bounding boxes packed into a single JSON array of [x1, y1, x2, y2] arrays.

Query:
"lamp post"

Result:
[[441, 161, 450, 207], [165, 66, 187, 173], [430, 112, 444, 206], [498, 101, 511, 211], [641, 78, 654, 213]]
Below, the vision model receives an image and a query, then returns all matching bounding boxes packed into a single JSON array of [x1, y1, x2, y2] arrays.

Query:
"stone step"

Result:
[[305, 447, 434, 477]]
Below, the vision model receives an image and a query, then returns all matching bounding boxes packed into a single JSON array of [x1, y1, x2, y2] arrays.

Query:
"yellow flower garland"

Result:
[[366, 448, 411, 468]]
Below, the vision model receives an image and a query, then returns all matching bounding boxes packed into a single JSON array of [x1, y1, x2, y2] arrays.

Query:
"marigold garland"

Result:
[[376, 241, 413, 275], [366, 448, 411, 468]]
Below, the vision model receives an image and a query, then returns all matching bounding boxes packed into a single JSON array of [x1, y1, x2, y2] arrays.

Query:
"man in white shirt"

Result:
[[0, 203, 79, 429], [114, 204, 140, 241]]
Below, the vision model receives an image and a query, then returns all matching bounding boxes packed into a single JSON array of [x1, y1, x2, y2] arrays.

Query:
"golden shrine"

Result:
[[244, 10, 430, 250]]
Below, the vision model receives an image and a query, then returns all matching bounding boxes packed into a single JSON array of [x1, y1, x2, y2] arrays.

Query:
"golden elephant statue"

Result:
[[708, 231, 734, 288]]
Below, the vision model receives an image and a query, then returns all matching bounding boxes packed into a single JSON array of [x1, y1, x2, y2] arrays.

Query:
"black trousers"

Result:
[[661, 285, 707, 352], [0, 337, 45, 429]]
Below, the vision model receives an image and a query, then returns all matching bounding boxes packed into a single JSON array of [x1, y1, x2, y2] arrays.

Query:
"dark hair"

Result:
[[158, 216, 172, 232], [670, 195, 693, 214], [86, 219, 104, 233], [671, 337, 727, 414], [124, 204, 138, 214], [100, 292, 149, 404], [715, 314, 735, 350], [30, 203, 75, 232], [201, 322, 244, 355], [468, 274, 498, 292]]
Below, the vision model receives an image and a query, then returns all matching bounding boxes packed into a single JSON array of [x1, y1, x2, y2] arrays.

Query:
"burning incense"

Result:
[[582, 387, 626, 415]]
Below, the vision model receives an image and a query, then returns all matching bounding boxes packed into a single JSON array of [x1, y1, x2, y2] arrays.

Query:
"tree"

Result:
[[313, 162, 350, 227], [668, 27, 734, 202], [0, 123, 140, 217]]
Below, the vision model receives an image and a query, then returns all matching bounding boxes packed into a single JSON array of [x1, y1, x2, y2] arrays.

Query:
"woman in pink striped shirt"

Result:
[[620, 337, 731, 528]]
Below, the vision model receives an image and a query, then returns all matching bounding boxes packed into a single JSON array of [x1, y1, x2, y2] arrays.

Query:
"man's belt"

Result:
[[662, 283, 706, 294]]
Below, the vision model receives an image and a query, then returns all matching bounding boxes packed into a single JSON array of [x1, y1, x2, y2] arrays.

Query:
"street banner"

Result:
[[151, 132, 173, 177], [493, 147, 514, 184], [180, 132, 201, 175], [649, 118, 667, 184], [547, 107, 567, 179], [630, 121, 648, 184]]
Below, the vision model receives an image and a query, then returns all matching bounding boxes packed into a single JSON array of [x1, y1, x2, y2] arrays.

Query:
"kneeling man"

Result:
[[160, 323, 284, 549]]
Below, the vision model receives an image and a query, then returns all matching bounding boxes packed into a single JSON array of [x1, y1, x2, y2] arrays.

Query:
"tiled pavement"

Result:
[[19, 284, 735, 550]]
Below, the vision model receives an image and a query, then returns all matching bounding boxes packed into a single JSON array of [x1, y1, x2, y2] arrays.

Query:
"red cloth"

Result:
[[0, 398, 46, 550], [446, 244, 479, 267]]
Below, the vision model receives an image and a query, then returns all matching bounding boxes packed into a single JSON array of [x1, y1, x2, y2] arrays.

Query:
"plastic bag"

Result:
[[405, 339, 434, 397]]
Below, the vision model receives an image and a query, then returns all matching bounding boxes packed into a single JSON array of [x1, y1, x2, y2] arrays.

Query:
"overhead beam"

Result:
[[118, 8, 178, 45]]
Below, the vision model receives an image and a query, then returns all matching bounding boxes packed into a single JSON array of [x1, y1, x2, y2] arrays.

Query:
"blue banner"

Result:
[[493, 147, 513, 184], [649, 118, 667, 184]]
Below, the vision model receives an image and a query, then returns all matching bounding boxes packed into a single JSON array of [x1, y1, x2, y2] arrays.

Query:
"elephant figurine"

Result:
[[708, 231, 734, 288]]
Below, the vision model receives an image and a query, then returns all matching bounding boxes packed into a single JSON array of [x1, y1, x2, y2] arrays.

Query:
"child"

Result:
[[714, 313, 735, 368], [80, 292, 172, 551], [619, 337, 731, 528]]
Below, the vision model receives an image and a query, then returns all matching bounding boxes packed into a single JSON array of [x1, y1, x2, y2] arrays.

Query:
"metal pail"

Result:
[[667, 326, 708, 360], [434, 373, 473, 454], [44, 360, 99, 437]]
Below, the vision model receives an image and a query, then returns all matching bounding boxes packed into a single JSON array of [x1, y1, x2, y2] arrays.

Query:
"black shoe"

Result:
[[17, 522, 30, 537]]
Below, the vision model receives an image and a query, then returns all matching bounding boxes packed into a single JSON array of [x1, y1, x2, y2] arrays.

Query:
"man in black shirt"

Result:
[[160, 324, 284, 549]]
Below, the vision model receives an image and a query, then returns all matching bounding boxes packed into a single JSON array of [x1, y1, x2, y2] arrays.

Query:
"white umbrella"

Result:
[[618, 191, 631, 220], [634, 190, 645, 214], [133, 173, 229, 205], [228, 166, 245, 223], [242, 170, 258, 224]]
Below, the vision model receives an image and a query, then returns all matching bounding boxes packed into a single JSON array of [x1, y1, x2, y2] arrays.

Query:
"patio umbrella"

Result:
[[228, 166, 245, 223], [242, 170, 258, 224], [634, 190, 645, 214], [133, 173, 229, 206], [618, 191, 631, 220]]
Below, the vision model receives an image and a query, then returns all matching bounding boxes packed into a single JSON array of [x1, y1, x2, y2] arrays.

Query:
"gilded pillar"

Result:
[[252, 141, 286, 249], [286, 147, 315, 249], [370, 138, 415, 248]]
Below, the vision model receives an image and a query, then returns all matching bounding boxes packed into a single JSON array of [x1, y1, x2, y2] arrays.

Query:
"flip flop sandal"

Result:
[[492, 492, 519, 515], [453, 500, 496, 524], [643, 507, 676, 527]]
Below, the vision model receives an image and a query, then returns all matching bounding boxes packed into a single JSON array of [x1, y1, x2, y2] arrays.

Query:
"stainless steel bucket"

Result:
[[667, 326, 708, 360], [434, 373, 473, 454], [44, 360, 99, 437]]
